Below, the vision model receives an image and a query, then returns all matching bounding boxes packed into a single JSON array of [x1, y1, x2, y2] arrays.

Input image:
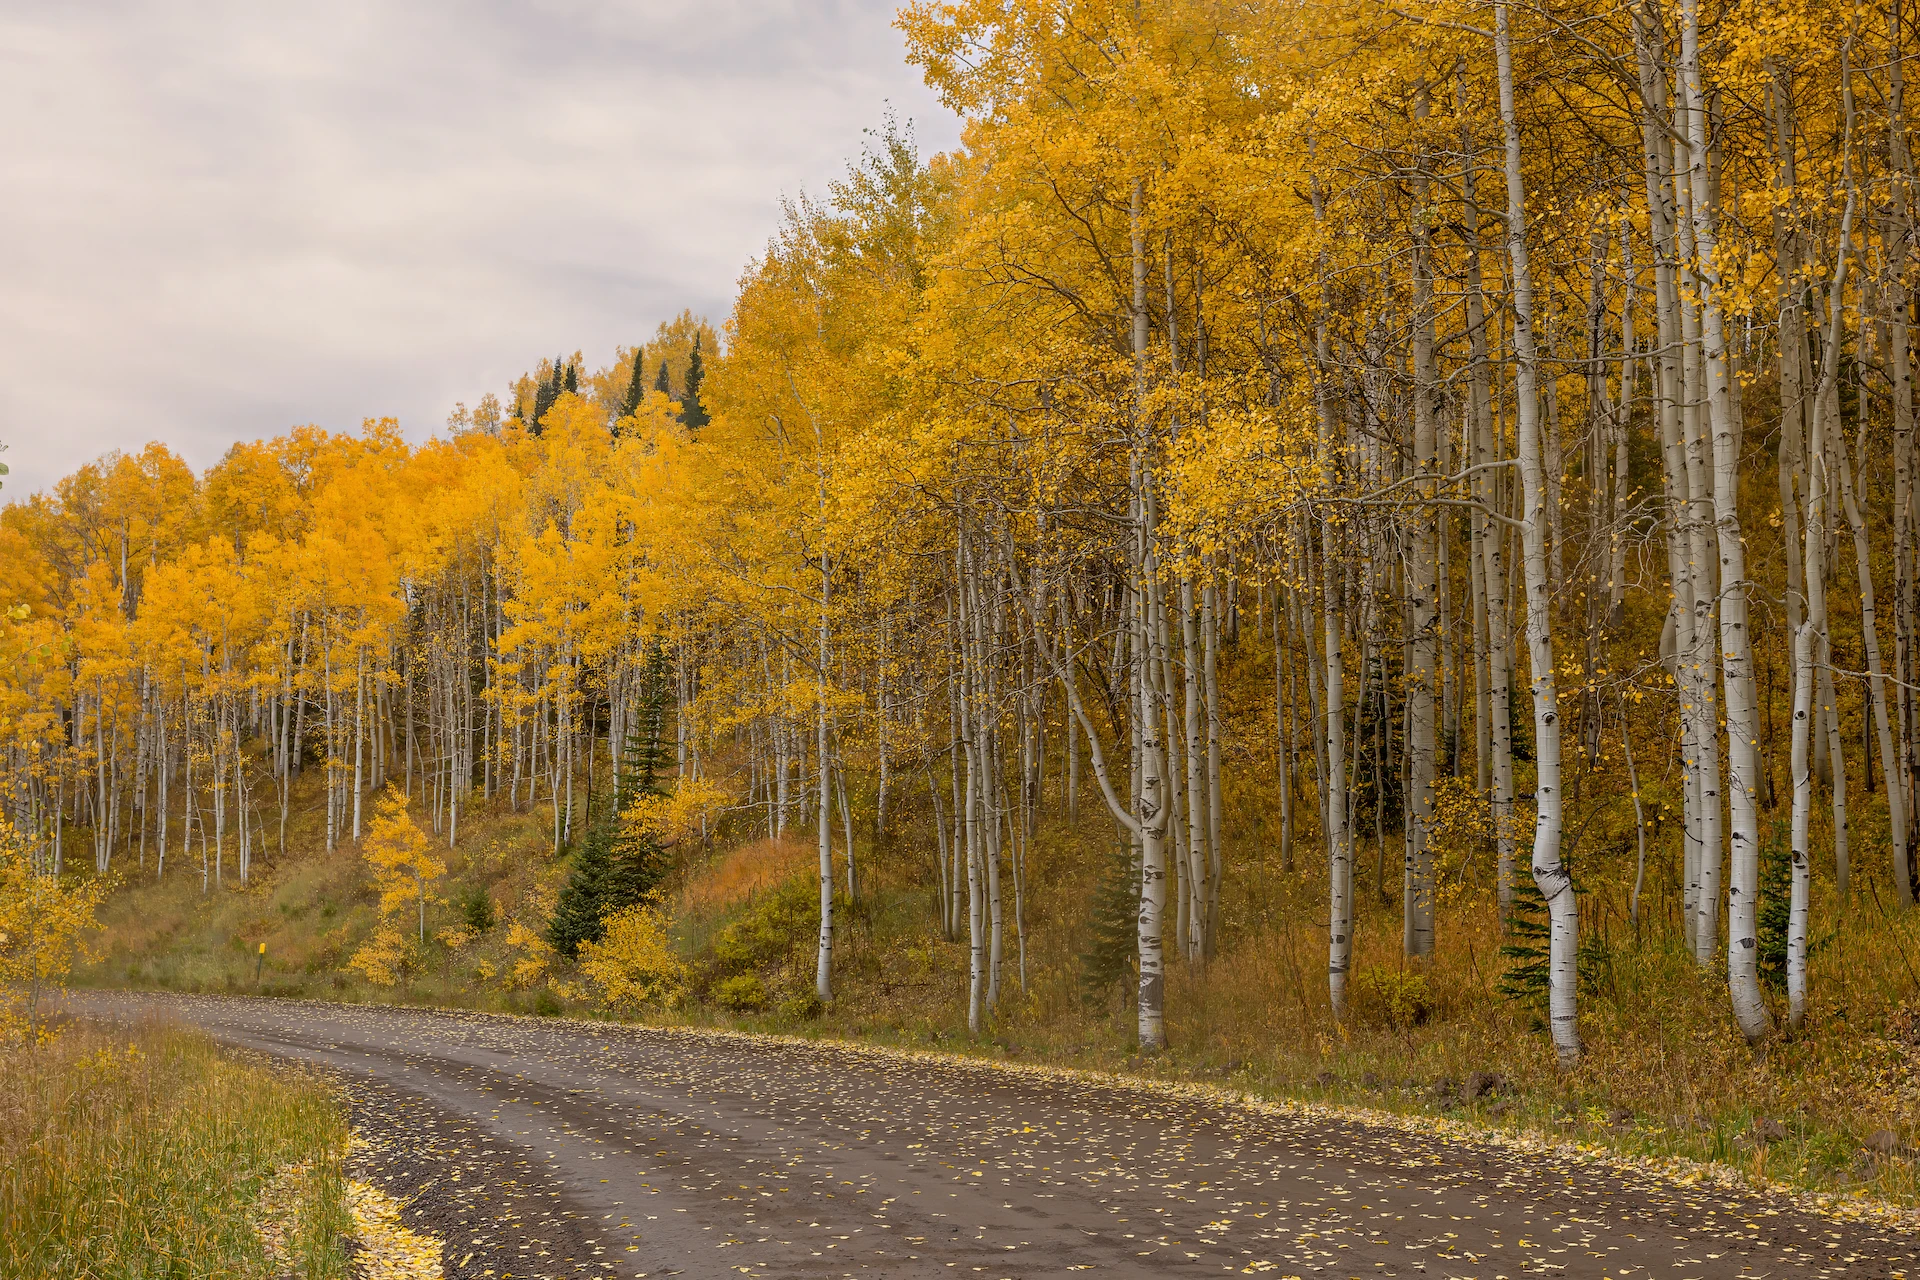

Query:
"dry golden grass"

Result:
[[672, 836, 814, 917], [0, 1017, 350, 1279]]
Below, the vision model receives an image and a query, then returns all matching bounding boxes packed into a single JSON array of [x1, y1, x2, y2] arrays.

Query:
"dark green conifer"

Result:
[[1078, 840, 1140, 1012], [531, 354, 563, 433], [620, 345, 647, 419], [1755, 819, 1828, 992], [547, 830, 612, 957], [1496, 875, 1553, 1005], [682, 335, 710, 430], [547, 639, 677, 955]]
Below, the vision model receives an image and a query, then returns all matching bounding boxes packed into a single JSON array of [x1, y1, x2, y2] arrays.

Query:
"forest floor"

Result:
[[69, 776, 1920, 1224]]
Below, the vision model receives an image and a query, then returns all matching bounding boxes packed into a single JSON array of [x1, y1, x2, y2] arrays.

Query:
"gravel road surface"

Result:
[[68, 991, 1919, 1279]]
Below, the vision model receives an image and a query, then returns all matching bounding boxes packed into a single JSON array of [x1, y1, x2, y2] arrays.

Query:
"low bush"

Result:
[[711, 973, 769, 1012]]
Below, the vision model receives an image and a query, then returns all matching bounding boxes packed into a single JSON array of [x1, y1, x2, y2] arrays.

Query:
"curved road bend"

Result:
[[69, 992, 1917, 1279]]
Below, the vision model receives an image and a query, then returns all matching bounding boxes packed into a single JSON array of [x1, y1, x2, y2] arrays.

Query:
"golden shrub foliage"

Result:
[[578, 905, 687, 1012]]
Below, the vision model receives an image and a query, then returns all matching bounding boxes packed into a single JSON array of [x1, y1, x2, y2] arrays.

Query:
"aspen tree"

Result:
[[1496, 0, 1579, 1063]]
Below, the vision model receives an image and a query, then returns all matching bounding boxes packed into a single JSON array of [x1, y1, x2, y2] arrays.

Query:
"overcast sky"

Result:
[[0, 0, 960, 499]]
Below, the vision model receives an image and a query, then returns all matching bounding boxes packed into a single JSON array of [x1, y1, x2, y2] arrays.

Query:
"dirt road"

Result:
[[68, 992, 1917, 1278]]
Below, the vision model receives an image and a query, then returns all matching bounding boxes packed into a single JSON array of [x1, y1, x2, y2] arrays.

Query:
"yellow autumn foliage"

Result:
[[578, 905, 687, 1012], [0, 823, 105, 1041]]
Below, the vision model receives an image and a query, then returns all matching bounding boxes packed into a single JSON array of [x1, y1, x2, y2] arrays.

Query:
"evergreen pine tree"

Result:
[[1078, 840, 1140, 1012], [1756, 818, 1824, 993], [1496, 874, 1553, 1005], [620, 345, 647, 420], [531, 354, 563, 434], [458, 883, 495, 934], [547, 828, 612, 958], [682, 334, 710, 430], [555, 639, 679, 943], [1499, 865, 1603, 1009], [564, 360, 578, 394], [620, 639, 674, 803], [655, 359, 672, 401]]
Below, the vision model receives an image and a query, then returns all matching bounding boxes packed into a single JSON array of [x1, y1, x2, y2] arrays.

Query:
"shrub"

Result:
[[1352, 967, 1433, 1030], [711, 973, 769, 1012], [0, 821, 106, 1040], [778, 990, 825, 1021], [458, 883, 496, 934], [345, 924, 415, 987], [359, 787, 445, 942], [579, 905, 687, 1012], [709, 874, 822, 977], [1077, 841, 1138, 1011]]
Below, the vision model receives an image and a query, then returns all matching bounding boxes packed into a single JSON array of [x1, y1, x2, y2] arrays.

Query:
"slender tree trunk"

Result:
[[1459, 83, 1516, 913], [1788, 619, 1816, 1027], [1498, 0, 1579, 1063], [1680, 0, 1769, 1039], [1405, 78, 1438, 958]]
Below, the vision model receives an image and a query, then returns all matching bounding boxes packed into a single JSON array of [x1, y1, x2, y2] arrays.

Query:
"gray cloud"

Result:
[[0, 0, 960, 497]]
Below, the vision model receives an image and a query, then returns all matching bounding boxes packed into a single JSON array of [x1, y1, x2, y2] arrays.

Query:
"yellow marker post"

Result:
[[256, 941, 266, 984]]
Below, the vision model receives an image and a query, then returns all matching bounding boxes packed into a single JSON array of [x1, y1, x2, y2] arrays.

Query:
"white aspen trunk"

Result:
[[1308, 165, 1354, 1020], [1066, 682, 1080, 826], [1892, 18, 1920, 885], [957, 560, 984, 1030], [1679, 0, 1769, 1039], [816, 555, 834, 1004], [1772, 72, 1810, 753], [1809, 68, 1859, 901], [1458, 76, 1516, 912], [971, 557, 1004, 1009], [352, 646, 365, 841], [94, 693, 108, 874], [1637, 19, 1703, 947], [1202, 584, 1223, 952], [965, 714, 983, 1033], [774, 646, 790, 836], [1788, 619, 1816, 1028], [1793, 360, 1831, 1025], [948, 631, 965, 940], [835, 757, 855, 900], [1544, 363, 1564, 600], [876, 626, 891, 841], [1130, 175, 1168, 1051], [1623, 695, 1649, 927], [930, 769, 949, 935], [1135, 524, 1168, 1049], [1609, 228, 1635, 627], [1838, 421, 1912, 905], [1497, 0, 1580, 1063], [1275, 589, 1295, 871], [1181, 576, 1207, 968], [1672, 86, 1726, 969], [1406, 77, 1438, 958], [156, 699, 168, 879]]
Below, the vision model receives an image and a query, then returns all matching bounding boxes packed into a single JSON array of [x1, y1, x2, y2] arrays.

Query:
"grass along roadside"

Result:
[[0, 1017, 351, 1280]]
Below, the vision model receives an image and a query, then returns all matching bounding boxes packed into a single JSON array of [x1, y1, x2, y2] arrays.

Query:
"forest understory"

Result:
[[71, 745, 1920, 1215]]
